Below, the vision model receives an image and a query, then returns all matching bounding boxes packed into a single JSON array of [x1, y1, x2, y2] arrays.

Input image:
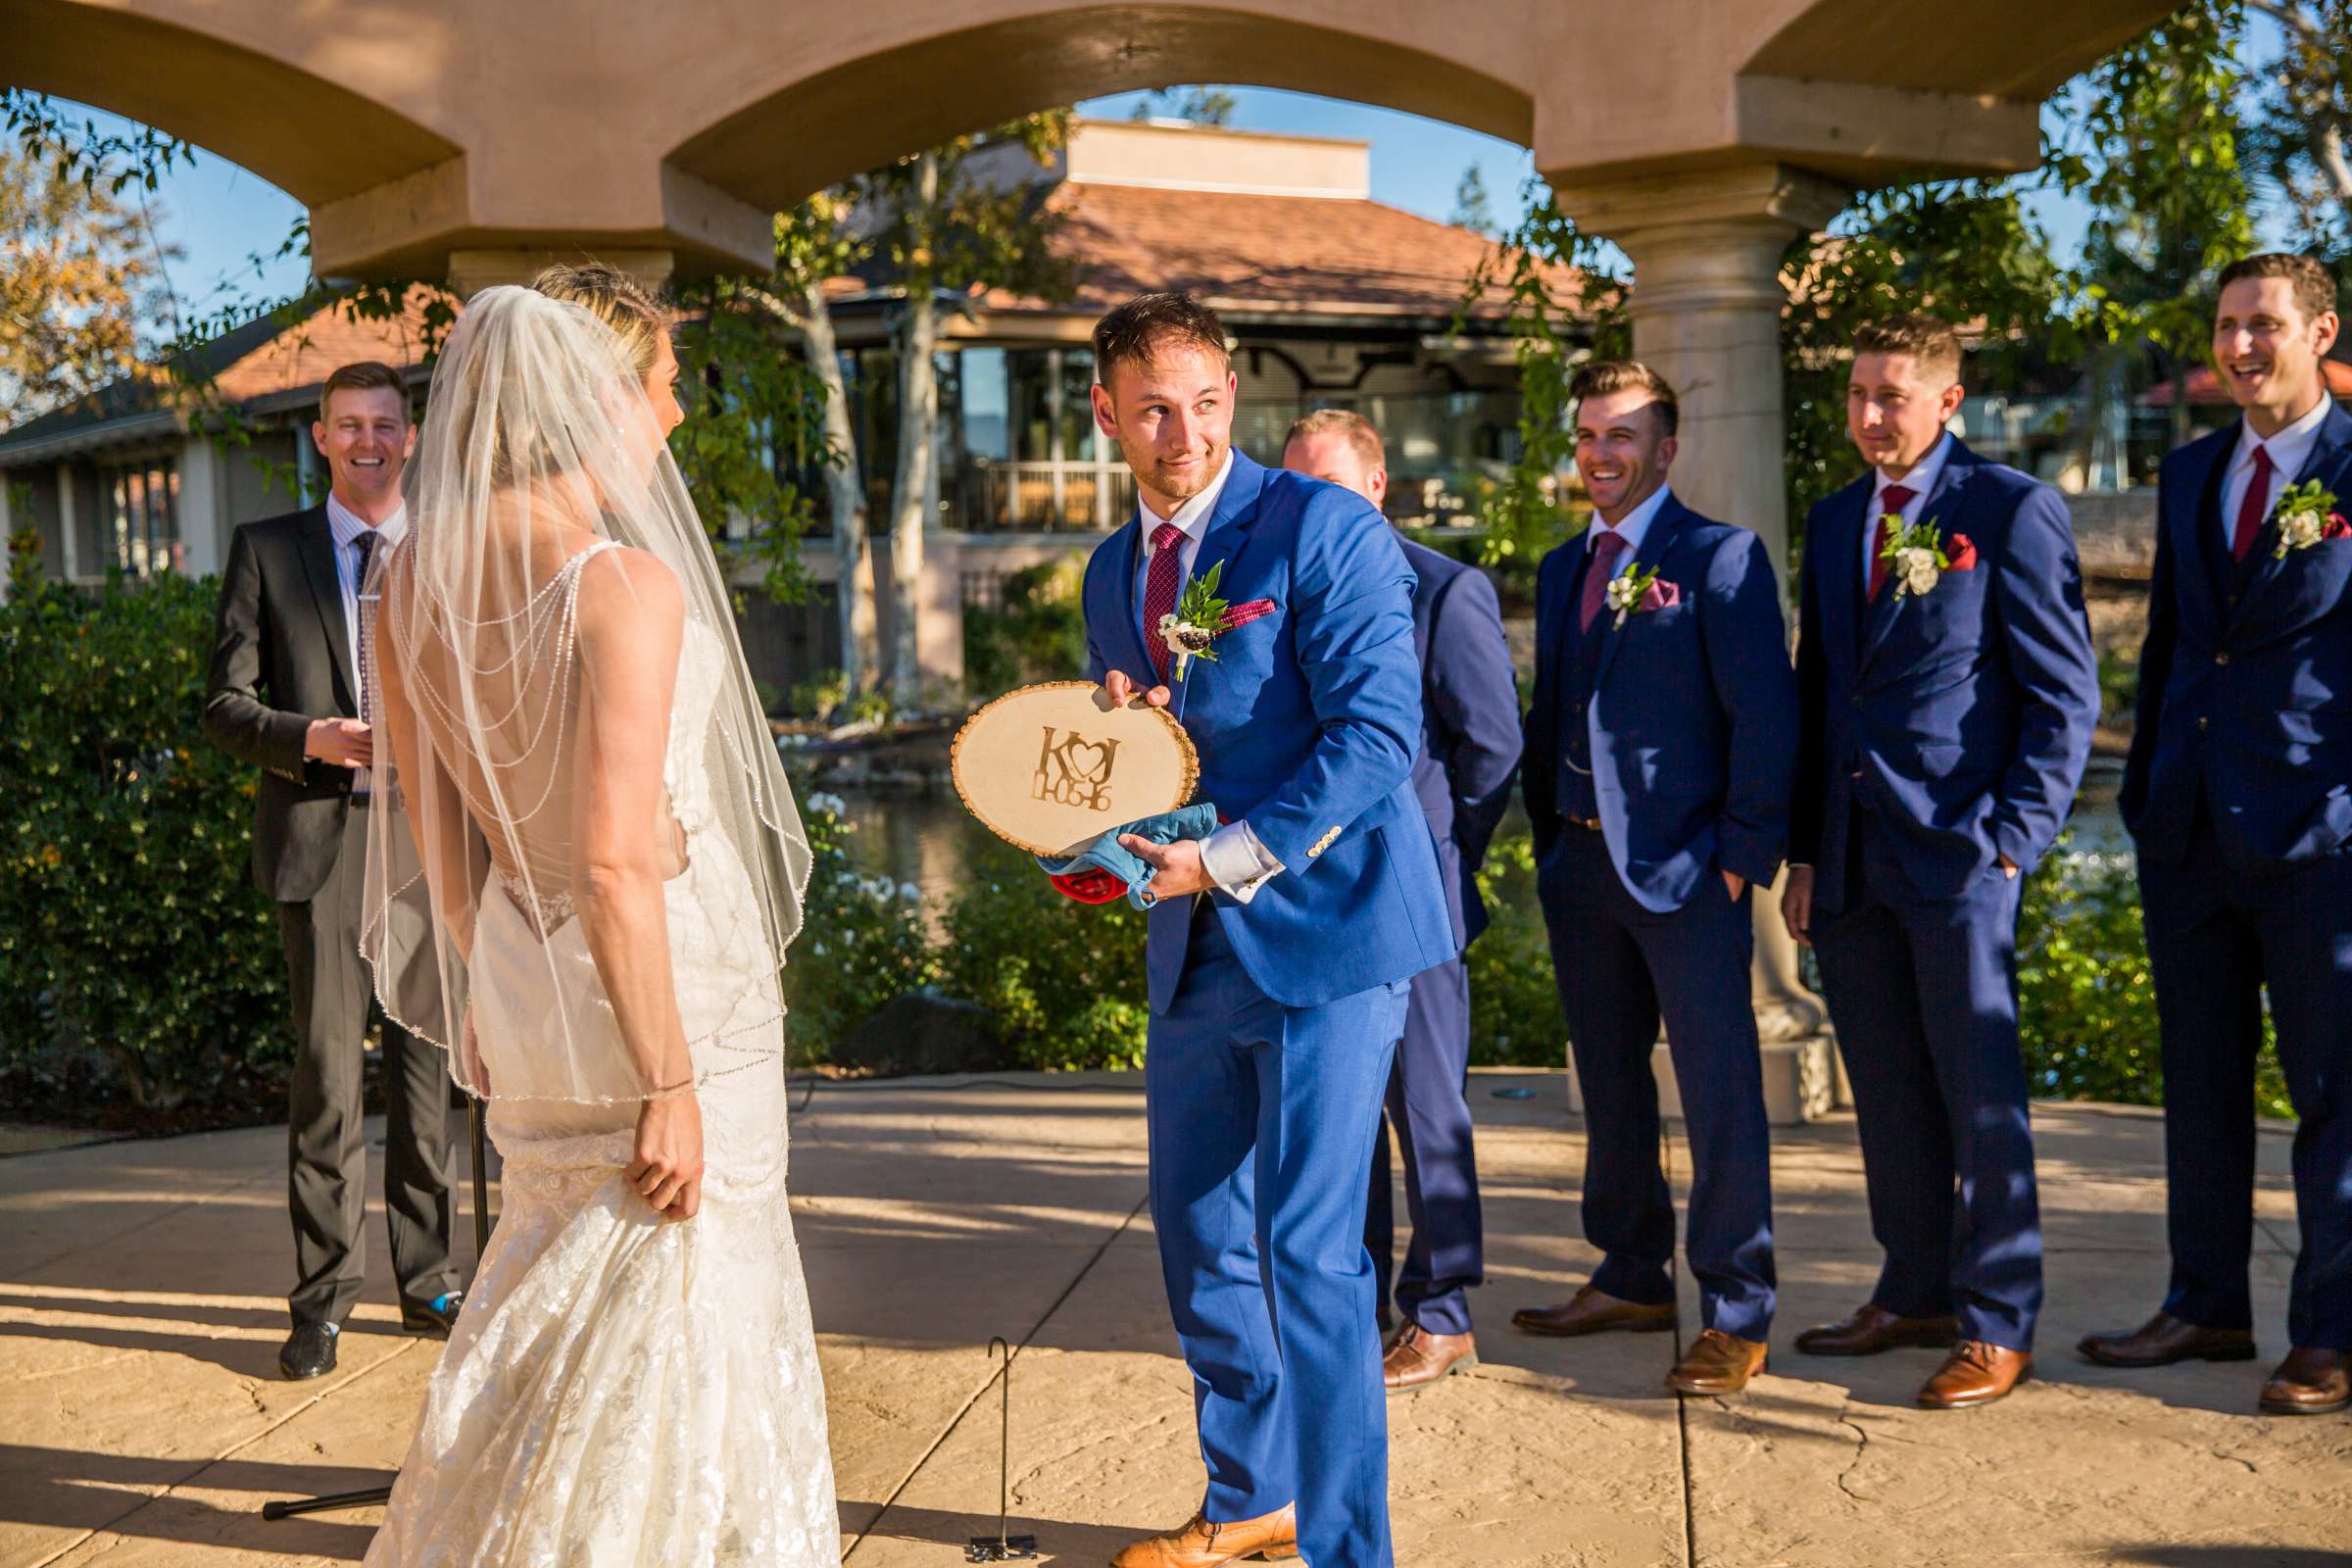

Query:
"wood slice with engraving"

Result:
[[950, 681, 1199, 858]]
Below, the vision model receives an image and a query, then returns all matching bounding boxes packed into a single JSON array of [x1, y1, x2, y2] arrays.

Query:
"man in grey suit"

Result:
[[203, 361, 461, 1380]]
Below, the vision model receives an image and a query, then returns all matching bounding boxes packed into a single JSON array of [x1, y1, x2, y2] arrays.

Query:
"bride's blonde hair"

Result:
[[530, 262, 674, 380]]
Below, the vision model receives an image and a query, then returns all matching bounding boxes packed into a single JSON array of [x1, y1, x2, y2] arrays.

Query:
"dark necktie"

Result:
[[352, 530, 377, 722], [1578, 528, 1628, 633], [2230, 444, 2274, 564], [1868, 484, 1916, 603], [1141, 521, 1187, 682]]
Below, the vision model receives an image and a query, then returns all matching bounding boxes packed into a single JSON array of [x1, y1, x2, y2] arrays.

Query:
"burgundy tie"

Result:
[[1141, 521, 1187, 681], [2230, 444, 2274, 563], [1578, 528, 1629, 632], [1868, 483, 1915, 603]]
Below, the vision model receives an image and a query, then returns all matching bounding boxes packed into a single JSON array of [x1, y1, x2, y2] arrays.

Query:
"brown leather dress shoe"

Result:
[[1512, 1285, 1676, 1338], [1110, 1503, 1298, 1567], [1918, 1342, 2032, 1408], [1794, 1303, 1962, 1357], [1666, 1328, 1768, 1395], [2077, 1311, 2257, 1368], [2259, 1348, 2352, 1415], [1384, 1323, 1478, 1393]]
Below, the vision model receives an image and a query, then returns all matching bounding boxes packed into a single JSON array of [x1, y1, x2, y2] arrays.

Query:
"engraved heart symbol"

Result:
[[1064, 740, 1108, 782]]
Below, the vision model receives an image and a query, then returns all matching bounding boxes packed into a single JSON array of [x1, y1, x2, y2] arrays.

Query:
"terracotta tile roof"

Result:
[[210, 286, 450, 403], [2139, 359, 2352, 408], [972, 181, 1582, 321]]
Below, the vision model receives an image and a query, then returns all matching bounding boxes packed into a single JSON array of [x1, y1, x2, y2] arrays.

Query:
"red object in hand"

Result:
[[1946, 534, 1979, 571], [1049, 868, 1129, 905]]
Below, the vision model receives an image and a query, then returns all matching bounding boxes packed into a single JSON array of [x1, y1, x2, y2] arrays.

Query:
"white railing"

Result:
[[960, 460, 1137, 532]]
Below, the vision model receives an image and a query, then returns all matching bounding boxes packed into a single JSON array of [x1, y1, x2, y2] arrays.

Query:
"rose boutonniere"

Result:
[[1880, 516, 1975, 599], [2271, 479, 2349, 560], [1157, 559, 1277, 678], [1604, 564, 1680, 629]]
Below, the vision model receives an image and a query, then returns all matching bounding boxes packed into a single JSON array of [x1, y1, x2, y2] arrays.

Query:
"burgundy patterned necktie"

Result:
[[2230, 444, 2274, 563], [1869, 484, 1915, 603], [1578, 528, 1628, 632], [1141, 521, 1187, 681]]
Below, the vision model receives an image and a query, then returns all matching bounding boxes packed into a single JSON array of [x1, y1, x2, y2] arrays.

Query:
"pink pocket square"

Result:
[[1220, 598, 1278, 630], [1641, 580, 1681, 612]]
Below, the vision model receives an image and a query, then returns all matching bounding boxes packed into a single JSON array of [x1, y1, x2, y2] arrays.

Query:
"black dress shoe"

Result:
[[401, 1291, 465, 1338], [279, 1320, 340, 1380]]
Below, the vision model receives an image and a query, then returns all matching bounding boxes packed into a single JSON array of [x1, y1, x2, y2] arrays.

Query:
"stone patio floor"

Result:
[[2, 1069, 2346, 1568]]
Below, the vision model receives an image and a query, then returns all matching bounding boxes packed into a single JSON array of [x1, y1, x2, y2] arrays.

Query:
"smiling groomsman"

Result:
[[204, 362, 462, 1383], [2083, 254, 2352, 1415], [1514, 362, 1796, 1397], [1783, 314, 2099, 1409]]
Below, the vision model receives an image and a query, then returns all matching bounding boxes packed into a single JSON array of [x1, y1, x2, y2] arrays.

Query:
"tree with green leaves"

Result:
[[2243, 0, 2352, 248], [1449, 164, 1498, 238], [1130, 87, 1239, 127]]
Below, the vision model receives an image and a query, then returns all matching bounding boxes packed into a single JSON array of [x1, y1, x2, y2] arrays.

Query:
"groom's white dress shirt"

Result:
[[2221, 391, 2332, 553], [1130, 449, 1283, 903], [325, 494, 406, 797]]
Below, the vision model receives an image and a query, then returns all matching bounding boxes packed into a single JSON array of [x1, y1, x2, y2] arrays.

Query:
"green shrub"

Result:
[[782, 794, 937, 1060], [0, 567, 292, 1112], [934, 834, 1150, 1070], [1465, 832, 1567, 1065], [962, 562, 1088, 700]]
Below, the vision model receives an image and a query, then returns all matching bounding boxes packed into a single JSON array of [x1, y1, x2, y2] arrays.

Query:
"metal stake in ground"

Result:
[[965, 1337, 1038, 1561]]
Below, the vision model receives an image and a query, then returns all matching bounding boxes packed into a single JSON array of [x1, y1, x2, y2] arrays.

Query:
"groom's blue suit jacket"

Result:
[[1082, 450, 1457, 1013]]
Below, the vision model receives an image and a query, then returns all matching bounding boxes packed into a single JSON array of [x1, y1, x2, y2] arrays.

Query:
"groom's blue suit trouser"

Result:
[[1148, 904, 1410, 1568]]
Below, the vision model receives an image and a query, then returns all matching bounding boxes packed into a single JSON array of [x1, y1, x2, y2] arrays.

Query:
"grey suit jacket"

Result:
[[202, 506, 363, 903]]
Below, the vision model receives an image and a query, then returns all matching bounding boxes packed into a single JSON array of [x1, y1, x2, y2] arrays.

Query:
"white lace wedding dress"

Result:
[[364, 548, 839, 1567]]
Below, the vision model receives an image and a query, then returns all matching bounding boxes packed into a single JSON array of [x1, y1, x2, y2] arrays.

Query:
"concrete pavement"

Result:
[[1, 1070, 2344, 1567]]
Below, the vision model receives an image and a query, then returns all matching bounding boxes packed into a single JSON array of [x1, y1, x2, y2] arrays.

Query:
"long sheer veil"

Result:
[[359, 284, 810, 1103]]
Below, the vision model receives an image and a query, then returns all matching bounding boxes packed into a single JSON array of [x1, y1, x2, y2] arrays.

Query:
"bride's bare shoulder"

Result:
[[572, 543, 683, 650]]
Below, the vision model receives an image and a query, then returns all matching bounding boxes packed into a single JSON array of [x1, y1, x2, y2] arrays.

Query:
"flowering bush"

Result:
[[782, 793, 937, 1061]]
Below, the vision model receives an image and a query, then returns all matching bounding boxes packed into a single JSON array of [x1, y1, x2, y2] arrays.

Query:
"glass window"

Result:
[[99, 457, 179, 577], [959, 347, 1009, 462]]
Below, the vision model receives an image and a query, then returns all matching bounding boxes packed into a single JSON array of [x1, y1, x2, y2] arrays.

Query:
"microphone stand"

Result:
[[263, 1099, 494, 1521]]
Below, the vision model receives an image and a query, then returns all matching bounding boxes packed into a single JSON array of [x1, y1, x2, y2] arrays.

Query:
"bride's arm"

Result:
[[570, 548, 694, 1096]]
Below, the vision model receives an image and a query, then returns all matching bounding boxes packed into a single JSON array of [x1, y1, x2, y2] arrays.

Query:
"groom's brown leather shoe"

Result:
[[1917, 1342, 2032, 1408], [2259, 1348, 2352, 1415], [1795, 1303, 1962, 1357], [1666, 1329, 1768, 1395], [1109, 1503, 1299, 1567], [1512, 1285, 1676, 1338], [2077, 1311, 2256, 1368]]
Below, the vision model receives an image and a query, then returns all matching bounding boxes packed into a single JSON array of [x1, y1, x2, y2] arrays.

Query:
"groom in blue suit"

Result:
[[1785, 314, 2099, 1409], [2084, 254, 2352, 1416], [1514, 362, 1797, 1397], [1080, 295, 1454, 1568]]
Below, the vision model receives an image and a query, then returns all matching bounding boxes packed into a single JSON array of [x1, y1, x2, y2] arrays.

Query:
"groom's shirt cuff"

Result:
[[1200, 820, 1284, 905]]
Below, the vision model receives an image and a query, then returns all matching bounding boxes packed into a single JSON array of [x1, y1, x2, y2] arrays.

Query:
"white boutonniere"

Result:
[[1604, 563, 1679, 628], [1879, 516, 1977, 598], [1155, 559, 1278, 678], [2270, 479, 2349, 560]]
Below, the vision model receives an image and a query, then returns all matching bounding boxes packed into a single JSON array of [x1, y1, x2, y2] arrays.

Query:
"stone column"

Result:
[[1551, 164, 1848, 1050], [445, 248, 676, 301]]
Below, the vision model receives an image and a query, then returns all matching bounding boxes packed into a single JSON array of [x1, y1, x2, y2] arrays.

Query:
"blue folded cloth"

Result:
[[1035, 803, 1223, 910]]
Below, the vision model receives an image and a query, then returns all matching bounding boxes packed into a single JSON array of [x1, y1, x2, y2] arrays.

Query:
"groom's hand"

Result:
[[1102, 669, 1172, 709], [305, 716, 373, 768], [1119, 834, 1214, 899]]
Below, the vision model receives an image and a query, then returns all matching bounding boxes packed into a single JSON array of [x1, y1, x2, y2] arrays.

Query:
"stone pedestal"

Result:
[[1551, 163, 1849, 1046]]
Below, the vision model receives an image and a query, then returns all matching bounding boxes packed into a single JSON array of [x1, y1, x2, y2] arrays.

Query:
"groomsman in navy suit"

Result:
[[2084, 254, 2352, 1416], [1784, 314, 2099, 1409], [1282, 409, 1521, 1394], [1081, 295, 1455, 1568], [1515, 362, 1797, 1396]]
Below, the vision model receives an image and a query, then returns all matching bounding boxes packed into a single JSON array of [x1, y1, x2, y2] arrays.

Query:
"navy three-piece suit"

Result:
[[1364, 537, 1521, 1339], [1083, 450, 1455, 1568], [1523, 493, 1796, 1339], [1791, 436, 2100, 1351], [2123, 400, 2352, 1352]]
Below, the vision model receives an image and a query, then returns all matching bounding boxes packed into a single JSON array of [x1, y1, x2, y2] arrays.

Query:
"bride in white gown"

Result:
[[356, 268, 840, 1565]]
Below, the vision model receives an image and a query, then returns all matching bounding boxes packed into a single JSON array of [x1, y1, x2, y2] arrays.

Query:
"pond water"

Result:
[[803, 760, 2129, 913]]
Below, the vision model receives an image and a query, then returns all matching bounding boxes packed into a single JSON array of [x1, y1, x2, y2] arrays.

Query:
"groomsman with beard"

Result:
[[1281, 410, 1521, 1393], [203, 362, 462, 1382], [2084, 254, 2352, 1415], [1514, 362, 1796, 1396], [1783, 314, 2099, 1408]]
